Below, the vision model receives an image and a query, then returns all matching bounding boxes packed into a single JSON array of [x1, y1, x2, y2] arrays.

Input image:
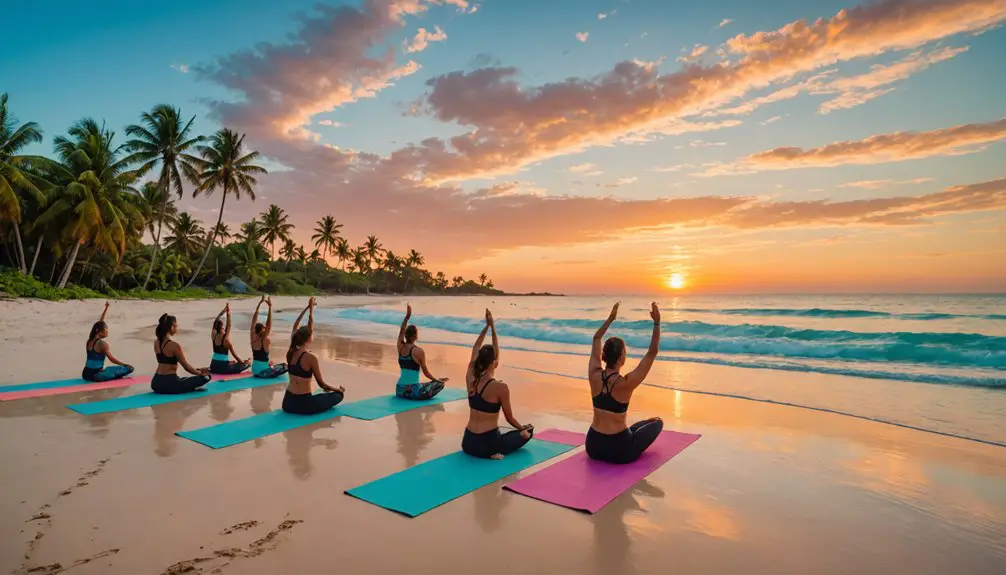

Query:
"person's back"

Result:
[[394, 304, 447, 400], [281, 297, 346, 415]]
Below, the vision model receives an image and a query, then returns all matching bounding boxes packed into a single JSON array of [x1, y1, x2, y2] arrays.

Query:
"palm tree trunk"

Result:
[[57, 241, 82, 289], [185, 187, 226, 288], [28, 235, 42, 276], [142, 193, 170, 290], [12, 225, 27, 274]]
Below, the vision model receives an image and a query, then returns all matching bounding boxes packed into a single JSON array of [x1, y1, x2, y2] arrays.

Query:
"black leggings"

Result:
[[210, 359, 250, 375], [585, 418, 663, 464], [151, 373, 213, 395], [254, 363, 288, 379], [281, 390, 344, 415], [462, 427, 533, 459]]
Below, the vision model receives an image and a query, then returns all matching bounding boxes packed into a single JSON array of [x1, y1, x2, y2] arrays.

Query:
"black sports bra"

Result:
[[592, 371, 629, 414], [155, 340, 180, 365], [251, 337, 269, 361], [398, 346, 420, 371], [212, 334, 228, 355], [468, 379, 501, 414], [288, 350, 314, 379]]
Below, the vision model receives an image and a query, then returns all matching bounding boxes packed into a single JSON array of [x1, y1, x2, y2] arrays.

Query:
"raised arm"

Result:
[[590, 302, 619, 373], [251, 296, 264, 335], [291, 298, 312, 336], [625, 302, 661, 390], [264, 297, 273, 337], [488, 310, 499, 363], [470, 320, 489, 362], [99, 301, 110, 323], [224, 303, 232, 337], [308, 297, 315, 334], [214, 306, 226, 336], [397, 303, 412, 347]]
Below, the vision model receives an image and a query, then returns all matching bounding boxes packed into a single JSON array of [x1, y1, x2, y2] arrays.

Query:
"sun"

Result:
[[667, 273, 686, 290]]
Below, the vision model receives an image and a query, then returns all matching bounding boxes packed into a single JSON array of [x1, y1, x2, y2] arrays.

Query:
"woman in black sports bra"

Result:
[[250, 296, 287, 379], [461, 309, 533, 459], [395, 303, 447, 400], [82, 301, 134, 382], [151, 314, 213, 394], [209, 303, 250, 375], [282, 297, 346, 415], [586, 302, 663, 464]]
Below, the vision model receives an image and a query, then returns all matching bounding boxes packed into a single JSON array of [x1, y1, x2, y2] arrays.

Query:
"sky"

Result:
[[2, 0, 1005, 295]]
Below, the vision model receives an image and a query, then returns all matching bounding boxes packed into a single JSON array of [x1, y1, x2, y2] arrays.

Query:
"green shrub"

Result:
[[0, 271, 103, 300]]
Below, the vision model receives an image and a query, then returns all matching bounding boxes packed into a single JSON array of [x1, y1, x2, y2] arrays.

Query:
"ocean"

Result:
[[302, 294, 1006, 446]]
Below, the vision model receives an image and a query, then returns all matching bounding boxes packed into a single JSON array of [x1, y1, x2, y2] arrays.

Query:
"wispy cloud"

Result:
[[677, 44, 709, 63], [760, 115, 783, 125], [404, 25, 447, 53], [566, 162, 597, 173], [718, 18, 733, 28], [576, 31, 590, 42], [170, 63, 189, 74], [317, 120, 347, 127], [600, 176, 638, 188], [840, 178, 934, 189], [701, 118, 1006, 176], [598, 10, 616, 20]]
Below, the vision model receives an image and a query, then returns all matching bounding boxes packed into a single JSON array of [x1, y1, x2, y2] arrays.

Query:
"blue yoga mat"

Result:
[[3, 378, 92, 393], [176, 388, 467, 449], [66, 375, 288, 415], [345, 438, 577, 517]]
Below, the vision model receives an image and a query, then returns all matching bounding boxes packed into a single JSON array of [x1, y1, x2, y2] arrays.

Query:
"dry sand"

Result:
[[1, 296, 1005, 574]]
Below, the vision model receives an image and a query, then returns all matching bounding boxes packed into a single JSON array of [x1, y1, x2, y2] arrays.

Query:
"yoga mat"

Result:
[[1, 377, 129, 393], [177, 388, 468, 449], [503, 430, 701, 513], [66, 372, 281, 415], [345, 430, 585, 517], [1, 377, 147, 401]]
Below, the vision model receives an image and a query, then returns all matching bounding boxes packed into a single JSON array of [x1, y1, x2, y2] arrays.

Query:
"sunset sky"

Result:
[[3, 0, 1005, 294]]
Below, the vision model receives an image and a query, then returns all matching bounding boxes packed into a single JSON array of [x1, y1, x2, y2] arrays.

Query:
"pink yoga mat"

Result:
[[504, 430, 701, 513], [0, 371, 251, 402]]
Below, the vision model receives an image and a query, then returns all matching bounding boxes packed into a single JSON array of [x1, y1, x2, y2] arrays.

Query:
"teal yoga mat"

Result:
[[66, 374, 287, 415], [3, 378, 93, 393], [177, 388, 468, 449], [345, 438, 577, 517]]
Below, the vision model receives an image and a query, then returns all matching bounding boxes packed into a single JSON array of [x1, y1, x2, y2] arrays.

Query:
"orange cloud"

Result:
[[701, 118, 1006, 175], [677, 44, 709, 63], [404, 25, 447, 53]]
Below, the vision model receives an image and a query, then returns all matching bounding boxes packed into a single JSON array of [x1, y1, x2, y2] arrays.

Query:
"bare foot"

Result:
[[490, 453, 504, 460]]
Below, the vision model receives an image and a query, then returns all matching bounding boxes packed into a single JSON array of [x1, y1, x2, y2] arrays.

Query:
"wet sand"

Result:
[[1, 296, 1005, 574]]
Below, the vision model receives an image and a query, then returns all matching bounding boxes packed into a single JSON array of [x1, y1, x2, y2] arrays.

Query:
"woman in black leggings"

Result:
[[281, 297, 346, 415], [461, 309, 533, 459], [585, 302, 663, 464], [151, 314, 212, 394], [209, 303, 250, 375]]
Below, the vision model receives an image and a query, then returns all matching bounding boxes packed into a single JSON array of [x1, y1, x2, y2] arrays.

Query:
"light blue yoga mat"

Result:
[[3, 378, 92, 393], [345, 438, 577, 517], [177, 388, 468, 449], [66, 375, 288, 415]]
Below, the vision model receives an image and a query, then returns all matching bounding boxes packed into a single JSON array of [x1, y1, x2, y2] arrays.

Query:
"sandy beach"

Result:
[[2, 296, 1005, 575]]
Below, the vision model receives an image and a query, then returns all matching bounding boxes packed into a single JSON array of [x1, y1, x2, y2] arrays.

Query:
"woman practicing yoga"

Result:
[[282, 297, 346, 415], [81, 302, 134, 382], [395, 303, 447, 400], [461, 309, 533, 459], [250, 296, 287, 379], [586, 302, 663, 464], [209, 303, 250, 375], [152, 314, 212, 394]]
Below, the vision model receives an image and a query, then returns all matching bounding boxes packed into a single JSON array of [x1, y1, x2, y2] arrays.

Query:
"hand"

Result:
[[266, 297, 272, 307], [198, 367, 210, 376], [485, 309, 494, 324], [650, 302, 661, 323], [439, 377, 450, 383], [309, 296, 316, 307], [260, 295, 266, 303], [406, 303, 412, 317], [225, 303, 230, 313], [519, 424, 533, 440], [609, 302, 620, 320], [104, 301, 110, 309]]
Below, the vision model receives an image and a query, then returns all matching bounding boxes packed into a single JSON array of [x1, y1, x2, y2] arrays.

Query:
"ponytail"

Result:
[[88, 321, 106, 346], [287, 326, 312, 364], [472, 344, 496, 384], [156, 314, 175, 346], [602, 337, 625, 369], [404, 325, 418, 343]]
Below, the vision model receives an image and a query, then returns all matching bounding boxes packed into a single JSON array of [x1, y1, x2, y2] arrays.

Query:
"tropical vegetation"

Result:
[[0, 94, 502, 299]]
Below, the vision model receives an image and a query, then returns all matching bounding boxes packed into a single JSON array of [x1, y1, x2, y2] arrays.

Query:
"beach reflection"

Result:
[[151, 397, 208, 458], [208, 391, 234, 422], [395, 405, 445, 468], [283, 422, 340, 480], [473, 481, 513, 533], [316, 335, 387, 370], [591, 480, 665, 575]]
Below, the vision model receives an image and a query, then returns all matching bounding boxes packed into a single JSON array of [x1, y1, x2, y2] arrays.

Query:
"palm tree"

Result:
[[0, 93, 49, 274], [260, 204, 293, 260], [158, 252, 191, 289], [211, 221, 231, 244], [364, 235, 382, 273], [186, 129, 266, 287], [334, 237, 351, 270], [406, 249, 424, 268], [138, 181, 178, 246], [124, 105, 202, 290], [281, 238, 296, 262], [435, 271, 447, 290], [236, 219, 262, 245], [234, 241, 268, 288], [37, 118, 141, 288], [311, 215, 342, 260], [486, 279, 494, 289], [383, 250, 404, 277], [309, 248, 324, 263], [452, 276, 464, 288], [164, 212, 205, 260], [295, 245, 308, 281], [478, 273, 488, 286]]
